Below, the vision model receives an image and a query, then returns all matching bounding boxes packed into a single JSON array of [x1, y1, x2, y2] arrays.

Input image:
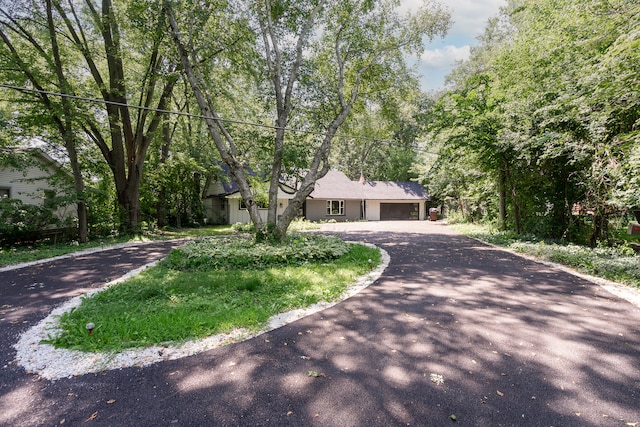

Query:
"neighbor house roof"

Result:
[[310, 170, 429, 200], [1, 146, 72, 180], [205, 163, 296, 197]]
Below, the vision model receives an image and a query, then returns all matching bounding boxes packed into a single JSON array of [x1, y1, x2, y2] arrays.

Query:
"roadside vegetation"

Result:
[[452, 223, 640, 289], [0, 225, 234, 267], [45, 233, 379, 352], [0, 219, 321, 267]]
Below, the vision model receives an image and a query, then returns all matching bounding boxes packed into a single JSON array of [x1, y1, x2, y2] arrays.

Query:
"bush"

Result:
[[231, 222, 255, 234], [0, 198, 60, 245], [162, 233, 351, 270]]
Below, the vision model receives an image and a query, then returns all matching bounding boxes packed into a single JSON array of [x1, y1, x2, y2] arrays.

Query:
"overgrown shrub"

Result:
[[0, 198, 60, 245], [231, 222, 255, 234], [162, 233, 351, 270]]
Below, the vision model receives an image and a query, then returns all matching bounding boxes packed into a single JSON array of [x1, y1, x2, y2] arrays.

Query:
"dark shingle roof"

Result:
[[310, 171, 428, 200], [208, 169, 429, 201]]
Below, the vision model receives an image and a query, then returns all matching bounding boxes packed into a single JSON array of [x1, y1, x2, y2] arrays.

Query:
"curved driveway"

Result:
[[0, 222, 639, 426]]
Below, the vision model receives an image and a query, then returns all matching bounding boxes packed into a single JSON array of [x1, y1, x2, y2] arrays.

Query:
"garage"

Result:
[[380, 203, 420, 220]]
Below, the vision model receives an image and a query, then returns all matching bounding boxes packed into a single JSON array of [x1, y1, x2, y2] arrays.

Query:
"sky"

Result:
[[401, 0, 507, 92]]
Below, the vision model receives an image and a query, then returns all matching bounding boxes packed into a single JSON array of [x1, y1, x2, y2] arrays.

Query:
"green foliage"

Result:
[[231, 222, 255, 234], [287, 218, 321, 231], [142, 151, 208, 228], [0, 198, 60, 244], [162, 233, 351, 270], [454, 223, 640, 288], [84, 174, 119, 238], [421, 0, 640, 244], [46, 239, 381, 352]]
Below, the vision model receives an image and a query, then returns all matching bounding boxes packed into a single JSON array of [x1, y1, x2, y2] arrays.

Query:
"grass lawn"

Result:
[[452, 223, 640, 288], [45, 233, 380, 352]]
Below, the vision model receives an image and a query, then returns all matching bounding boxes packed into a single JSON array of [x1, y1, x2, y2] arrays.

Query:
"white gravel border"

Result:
[[14, 243, 390, 381]]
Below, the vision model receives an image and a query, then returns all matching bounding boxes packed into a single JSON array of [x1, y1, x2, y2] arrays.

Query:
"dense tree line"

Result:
[[421, 0, 640, 245], [0, 0, 449, 241]]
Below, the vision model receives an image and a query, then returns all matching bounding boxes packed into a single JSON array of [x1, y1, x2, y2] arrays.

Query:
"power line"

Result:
[[0, 83, 428, 149]]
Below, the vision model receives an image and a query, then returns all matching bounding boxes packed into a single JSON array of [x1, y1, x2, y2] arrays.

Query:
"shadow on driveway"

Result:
[[0, 223, 638, 426]]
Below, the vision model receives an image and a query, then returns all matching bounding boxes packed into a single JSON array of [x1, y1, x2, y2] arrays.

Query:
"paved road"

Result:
[[0, 223, 639, 426]]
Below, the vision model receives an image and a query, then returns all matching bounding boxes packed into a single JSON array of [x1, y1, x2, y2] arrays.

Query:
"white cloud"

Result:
[[420, 44, 471, 70], [400, 0, 506, 90], [400, 0, 506, 31], [447, 0, 507, 37]]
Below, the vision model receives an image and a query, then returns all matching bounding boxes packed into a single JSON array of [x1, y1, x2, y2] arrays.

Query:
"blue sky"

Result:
[[401, 0, 507, 91]]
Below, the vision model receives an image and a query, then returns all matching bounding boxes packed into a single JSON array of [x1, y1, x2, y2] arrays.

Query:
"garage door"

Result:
[[380, 203, 419, 220]]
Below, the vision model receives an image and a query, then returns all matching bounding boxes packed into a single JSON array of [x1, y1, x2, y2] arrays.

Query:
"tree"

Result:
[[422, 0, 640, 244], [0, 0, 180, 234], [330, 83, 425, 182], [167, 0, 450, 241], [0, 0, 89, 241]]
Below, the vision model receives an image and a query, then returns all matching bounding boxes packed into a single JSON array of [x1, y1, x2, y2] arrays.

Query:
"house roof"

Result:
[[205, 163, 297, 197], [310, 171, 429, 201], [206, 168, 429, 201], [1, 146, 72, 179]]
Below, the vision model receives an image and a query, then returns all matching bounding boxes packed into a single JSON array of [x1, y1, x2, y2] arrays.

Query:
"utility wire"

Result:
[[0, 83, 439, 154]]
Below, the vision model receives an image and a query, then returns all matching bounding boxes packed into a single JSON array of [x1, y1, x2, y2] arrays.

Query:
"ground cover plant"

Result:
[[453, 224, 640, 288], [46, 233, 380, 352], [0, 220, 319, 267]]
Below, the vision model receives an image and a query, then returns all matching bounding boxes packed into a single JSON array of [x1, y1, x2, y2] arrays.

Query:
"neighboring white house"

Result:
[[202, 167, 298, 225], [0, 147, 76, 224], [203, 169, 429, 224]]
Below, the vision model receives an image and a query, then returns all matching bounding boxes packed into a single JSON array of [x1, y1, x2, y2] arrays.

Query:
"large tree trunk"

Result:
[[167, 6, 265, 234], [67, 147, 88, 242], [47, 0, 88, 242]]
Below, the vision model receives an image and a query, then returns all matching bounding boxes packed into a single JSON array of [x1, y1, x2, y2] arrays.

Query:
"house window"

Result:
[[220, 198, 227, 211], [0, 187, 9, 198], [240, 198, 268, 210], [326, 200, 344, 216]]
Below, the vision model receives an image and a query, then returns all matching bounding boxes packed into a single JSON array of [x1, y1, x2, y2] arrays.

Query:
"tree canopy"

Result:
[[167, 0, 450, 240], [420, 0, 640, 244], [0, 0, 451, 240]]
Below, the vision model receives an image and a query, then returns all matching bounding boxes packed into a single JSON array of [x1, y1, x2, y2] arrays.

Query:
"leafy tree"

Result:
[[422, 0, 640, 244], [0, 0, 89, 241], [0, 0, 180, 234], [167, 0, 450, 241], [331, 88, 424, 182]]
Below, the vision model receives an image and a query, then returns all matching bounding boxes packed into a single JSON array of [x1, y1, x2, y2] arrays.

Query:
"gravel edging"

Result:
[[14, 243, 390, 381]]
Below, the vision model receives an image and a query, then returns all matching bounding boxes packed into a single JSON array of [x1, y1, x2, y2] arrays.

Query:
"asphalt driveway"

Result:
[[0, 222, 639, 426]]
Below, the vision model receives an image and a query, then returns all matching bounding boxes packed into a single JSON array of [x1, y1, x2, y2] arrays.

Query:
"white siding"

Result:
[[0, 155, 75, 223], [0, 164, 53, 205], [227, 197, 290, 224]]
